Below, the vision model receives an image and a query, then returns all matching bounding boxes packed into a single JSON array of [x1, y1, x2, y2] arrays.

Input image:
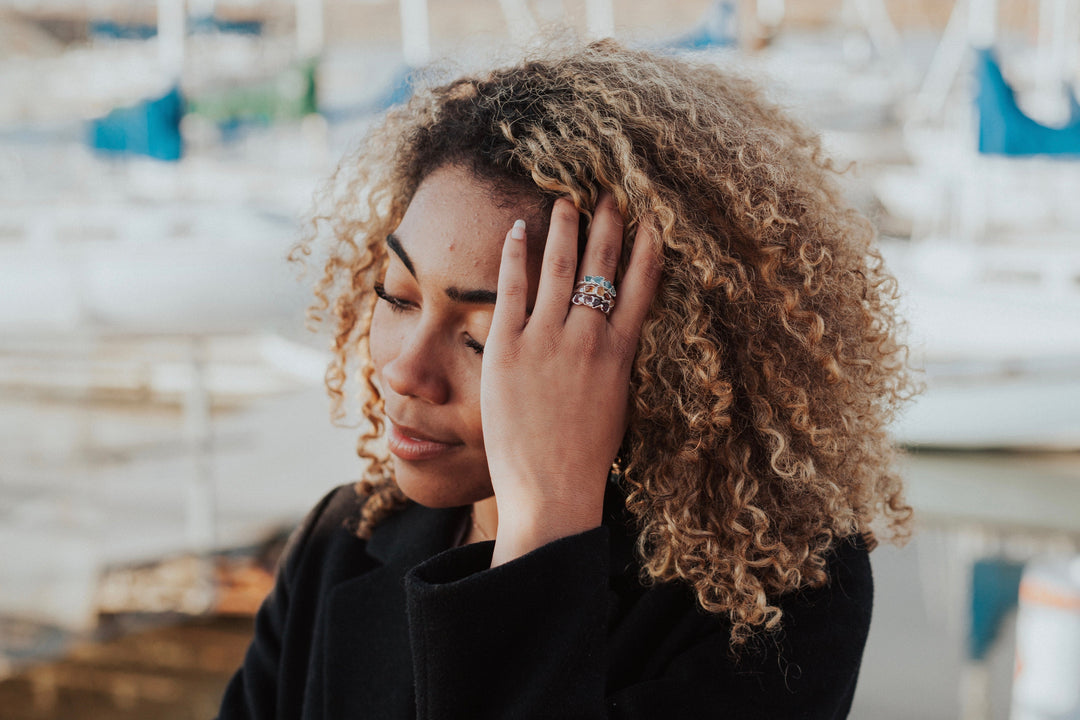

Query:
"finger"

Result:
[[531, 198, 581, 328], [490, 219, 530, 338], [608, 219, 662, 342], [578, 192, 624, 282], [570, 192, 623, 323]]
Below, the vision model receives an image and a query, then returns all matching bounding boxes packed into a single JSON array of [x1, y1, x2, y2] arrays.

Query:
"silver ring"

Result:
[[571, 290, 613, 315]]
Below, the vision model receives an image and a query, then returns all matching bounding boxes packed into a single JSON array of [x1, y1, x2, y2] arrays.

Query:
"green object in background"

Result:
[[186, 59, 318, 126]]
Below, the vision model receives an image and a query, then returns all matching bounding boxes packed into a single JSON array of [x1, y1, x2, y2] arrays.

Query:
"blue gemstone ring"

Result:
[[582, 275, 616, 297]]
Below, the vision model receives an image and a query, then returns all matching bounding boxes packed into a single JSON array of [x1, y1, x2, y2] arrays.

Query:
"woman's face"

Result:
[[370, 164, 545, 508]]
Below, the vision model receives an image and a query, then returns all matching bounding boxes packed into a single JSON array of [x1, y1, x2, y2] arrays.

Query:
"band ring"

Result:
[[582, 275, 616, 298], [571, 289, 614, 315], [577, 284, 612, 300], [571, 275, 617, 315]]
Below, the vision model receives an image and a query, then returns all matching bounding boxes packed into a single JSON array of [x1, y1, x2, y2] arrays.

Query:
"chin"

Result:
[[392, 459, 493, 508]]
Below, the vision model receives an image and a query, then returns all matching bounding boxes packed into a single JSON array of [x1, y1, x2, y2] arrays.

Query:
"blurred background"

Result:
[[1, 0, 1079, 718]]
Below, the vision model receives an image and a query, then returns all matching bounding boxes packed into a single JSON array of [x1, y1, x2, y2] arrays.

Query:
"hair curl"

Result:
[[290, 39, 919, 647]]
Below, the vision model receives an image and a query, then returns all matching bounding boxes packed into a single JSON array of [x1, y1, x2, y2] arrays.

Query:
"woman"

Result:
[[218, 39, 916, 719]]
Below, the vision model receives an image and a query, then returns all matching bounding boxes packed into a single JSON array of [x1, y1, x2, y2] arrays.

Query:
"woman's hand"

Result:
[[481, 193, 662, 566]]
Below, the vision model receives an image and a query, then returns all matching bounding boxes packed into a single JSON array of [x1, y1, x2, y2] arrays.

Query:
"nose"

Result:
[[379, 325, 451, 406]]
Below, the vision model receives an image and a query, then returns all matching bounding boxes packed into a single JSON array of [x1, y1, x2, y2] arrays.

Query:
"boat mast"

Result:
[[400, 0, 431, 66], [158, 0, 187, 78], [297, 0, 324, 60]]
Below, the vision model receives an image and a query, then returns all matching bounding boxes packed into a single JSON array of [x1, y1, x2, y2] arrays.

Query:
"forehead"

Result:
[[391, 165, 546, 285]]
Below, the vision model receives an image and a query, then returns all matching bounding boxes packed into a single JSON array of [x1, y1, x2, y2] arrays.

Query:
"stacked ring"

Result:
[[577, 284, 609, 299], [583, 275, 616, 298], [571, 275, 617, 315], [572, 291, 613, 314]]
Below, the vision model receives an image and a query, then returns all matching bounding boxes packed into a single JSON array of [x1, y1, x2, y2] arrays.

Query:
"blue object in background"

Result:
[[975, 47, 1080, 157], [665, 0, 738, 51], [322, 66, 414, 124], [968, 557, 1025, 662], [88, 20, 158, 40], [379, 68, 415, 111], [189, 15, 263, 36], [88, 86, 184, 161], [89, 16, 262, 39]]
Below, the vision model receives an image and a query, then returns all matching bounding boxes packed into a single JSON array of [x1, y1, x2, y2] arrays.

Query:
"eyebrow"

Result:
[[386, 232, 499, 306], [386, 233, 416, 277], [445, 287, 497, 305]]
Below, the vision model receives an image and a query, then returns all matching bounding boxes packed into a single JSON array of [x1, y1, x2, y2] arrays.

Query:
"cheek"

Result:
[[461, 383, 484, 432], [442, 360, 484, 445], [368, 305, 396, 380]]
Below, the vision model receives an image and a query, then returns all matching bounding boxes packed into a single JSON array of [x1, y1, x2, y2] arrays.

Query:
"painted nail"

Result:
[[511, 219, 526, 240]]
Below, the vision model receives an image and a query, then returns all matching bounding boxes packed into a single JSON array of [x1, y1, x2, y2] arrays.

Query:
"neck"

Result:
[[468, 495, 499, 543]]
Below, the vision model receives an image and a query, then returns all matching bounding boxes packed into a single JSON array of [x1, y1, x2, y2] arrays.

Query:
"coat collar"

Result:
[[359, 478, 639, 578], [364, 500, 469, 569], [315, 479, 640, 718]]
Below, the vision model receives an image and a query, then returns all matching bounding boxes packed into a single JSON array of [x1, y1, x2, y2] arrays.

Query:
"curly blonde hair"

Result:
[[290, 39, 918, 646]]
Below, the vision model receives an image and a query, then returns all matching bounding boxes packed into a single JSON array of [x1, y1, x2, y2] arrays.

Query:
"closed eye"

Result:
[[373, 283, 410, 312], [464, 335, 484, 355], [376, 283, 485, 356]]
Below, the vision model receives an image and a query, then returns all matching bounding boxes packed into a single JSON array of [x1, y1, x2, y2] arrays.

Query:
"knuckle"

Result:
[[522, 325, 561, 361], [548, 253, 577, 279], [632, 240, 664, 284], [610, 327, 638, 359], [500, 279, 527, 298], [595, 239, 622, 270], [489, 347, 520, 370], [577, 332, 604, 359], [503, 238, 526, 260], [642, 256, 664, 285], [542, 333, 563, 360]]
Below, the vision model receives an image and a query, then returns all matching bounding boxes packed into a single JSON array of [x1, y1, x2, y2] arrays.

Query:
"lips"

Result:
[[386, 419, 461, 461]]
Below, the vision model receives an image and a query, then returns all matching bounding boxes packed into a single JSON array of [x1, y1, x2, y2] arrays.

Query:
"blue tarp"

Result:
[[968, 557, 1024, 661], [976, 47, 1080, 157], [189, 16, 263, 36], [665, 0, 738, 52], [89, 20, 157, 40], [89, 16, 262, 40], [87, 86, 184, 161]]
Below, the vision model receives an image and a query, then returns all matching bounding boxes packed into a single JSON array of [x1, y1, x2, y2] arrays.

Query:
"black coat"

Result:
[[217, 481, 873, 719]]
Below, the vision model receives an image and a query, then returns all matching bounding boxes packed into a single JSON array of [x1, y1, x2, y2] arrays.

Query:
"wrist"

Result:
[[490, 497, 603, 567]]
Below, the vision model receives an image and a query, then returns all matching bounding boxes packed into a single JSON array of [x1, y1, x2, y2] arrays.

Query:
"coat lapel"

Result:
[[314, 481, 636, 718], [319, 502, 467, 719]]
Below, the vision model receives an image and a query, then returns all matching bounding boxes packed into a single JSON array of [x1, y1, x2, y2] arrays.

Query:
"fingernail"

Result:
[[511, 219, 526, 240]]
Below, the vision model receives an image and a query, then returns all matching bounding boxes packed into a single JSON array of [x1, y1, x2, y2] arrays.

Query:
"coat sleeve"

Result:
[[404, 529, 872, 720], [216, 486, 347, 720]]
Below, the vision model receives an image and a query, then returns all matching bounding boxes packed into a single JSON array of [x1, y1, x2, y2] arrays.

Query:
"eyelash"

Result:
[[373, 283, 485, 355], [373, 283, 408, 313], [463, 337, 485, 355]]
